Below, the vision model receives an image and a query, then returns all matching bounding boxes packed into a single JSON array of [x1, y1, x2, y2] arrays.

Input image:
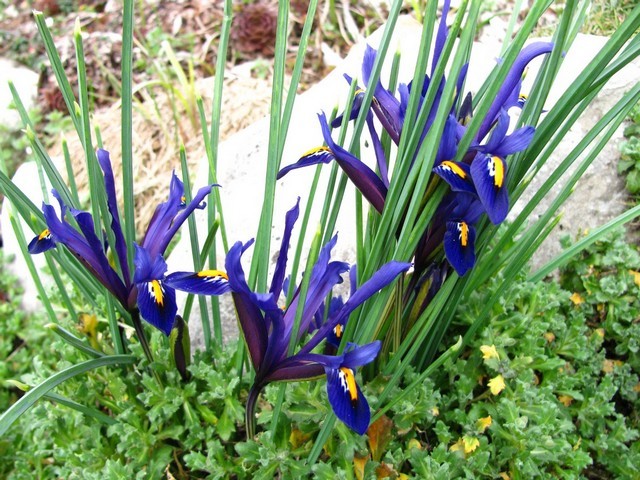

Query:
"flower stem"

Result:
[[245, 383, 263, 440], [130, 310, 163, 386]]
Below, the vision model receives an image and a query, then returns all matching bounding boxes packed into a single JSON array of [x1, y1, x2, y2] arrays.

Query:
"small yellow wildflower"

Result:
[[480, 344, 500, 361], [488, 374, 506, 395], [450, 438, 464, 453], [629, 270, 640, 287], [477, 415, 492, 433], [499, 473, 511, 480], [430, 406, 440, 417], [558, 395, 573, 407], [594, 328, 605, 338], [462, 435, 480, 453], [543, 332, 556, 343], [602, 359, 624, 374], [407, 439, 422, 451], [570, 292, 584, 305], [449, 436, 480, 455]]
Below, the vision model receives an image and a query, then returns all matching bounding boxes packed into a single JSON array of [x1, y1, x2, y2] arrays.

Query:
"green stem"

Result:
[[245, 382, 264, 440]]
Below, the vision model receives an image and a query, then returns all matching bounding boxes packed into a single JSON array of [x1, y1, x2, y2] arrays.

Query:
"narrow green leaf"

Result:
[[0, 355, 136, 437]]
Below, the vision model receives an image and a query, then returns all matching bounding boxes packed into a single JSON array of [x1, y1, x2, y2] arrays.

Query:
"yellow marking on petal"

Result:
[[300, 146, 332, 158], [197, 269, 229, 280], [355, 88, 366, 96], [151, 280, 164, 306], [334, 324, 343, 338], [458, 222, 469, 247], [480, 344, 499, 361], [441, 160, 467, 179], [38, 228, 51, 240], [491, 156, 504, 188], [340, 367, 358, 402], [570, 292, 584, 305], [477, 415, 492, 433], [488, 374, 506, 395], [519, 93, 528, 101]]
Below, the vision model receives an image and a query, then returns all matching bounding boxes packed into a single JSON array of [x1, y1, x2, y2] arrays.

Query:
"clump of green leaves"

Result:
[[2, 230, 640, 478]]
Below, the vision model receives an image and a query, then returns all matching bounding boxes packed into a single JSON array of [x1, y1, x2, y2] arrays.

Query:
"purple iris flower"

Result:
[[277, 112, 388, 213], [228, 199, 411, 434], [28, 148, 228, 336], [278, 1, 553, 281]]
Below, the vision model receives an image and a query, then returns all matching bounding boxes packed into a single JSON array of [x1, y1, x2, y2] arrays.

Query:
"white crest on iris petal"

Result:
[[196, 269, 229, 282], [487, 156, 504, 188], [457, 222, 469, 247], [333, 324, 343, 339], [338, 367, 358, 403], [148, 280, 165, 306], [440, 161, 467, 179]]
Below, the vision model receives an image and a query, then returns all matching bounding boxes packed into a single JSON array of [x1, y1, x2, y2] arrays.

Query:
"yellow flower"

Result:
[[480, 344, 500, 361], [463, 435, 480, 453], [450, 436, 480, 455], [570, 292, 584, 305], [558, 395, 573, 407], [629, 269, 640, 287], [476, 415, 492, 433], [450, 438, 464, 453], [488, 374, 506, 395], [430, 406, 440, 417]]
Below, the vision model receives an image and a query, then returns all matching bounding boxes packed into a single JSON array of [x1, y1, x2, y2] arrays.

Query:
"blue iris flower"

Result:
[[226, 199, 410, 434], [278, 0, 553, 278], [28, 148, 229, 335]]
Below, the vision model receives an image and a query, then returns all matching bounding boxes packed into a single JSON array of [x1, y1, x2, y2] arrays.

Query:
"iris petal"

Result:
[[165, 270, 230, 295], [326, 366, 370, 435], [444, 220, 476, 276], [434, 160, 475, 193], [318, 112, 388, 213], [277, 147, 335, 179], [28, 228, 56, 254], [97, 149, 131, 286], [136, 279, 177, 336], [470, 154, 509, 224], [226, 240, 269, 371]]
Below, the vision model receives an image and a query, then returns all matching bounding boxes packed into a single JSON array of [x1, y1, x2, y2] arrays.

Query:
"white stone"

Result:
[[168, 26, 640, 347], [0, 58, 39, 131]]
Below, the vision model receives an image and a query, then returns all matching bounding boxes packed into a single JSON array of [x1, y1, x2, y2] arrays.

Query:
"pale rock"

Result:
[[0, 58, 39, 131], [169, 26, 639, 348]]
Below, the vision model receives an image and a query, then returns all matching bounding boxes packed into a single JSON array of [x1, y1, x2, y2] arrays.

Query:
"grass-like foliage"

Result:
[[0, 0, 639, 476]]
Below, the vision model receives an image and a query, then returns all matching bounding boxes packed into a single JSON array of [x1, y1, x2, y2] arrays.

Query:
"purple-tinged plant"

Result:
[[28, 148, 230, 337], [278, 0, 553, 279], [226, 199, 410, 435]]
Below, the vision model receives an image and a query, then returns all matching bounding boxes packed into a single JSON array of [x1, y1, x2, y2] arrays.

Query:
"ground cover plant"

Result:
[[1, 0, 640, 477]]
